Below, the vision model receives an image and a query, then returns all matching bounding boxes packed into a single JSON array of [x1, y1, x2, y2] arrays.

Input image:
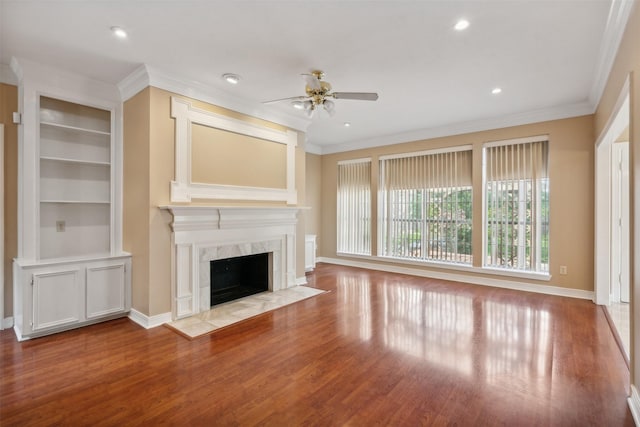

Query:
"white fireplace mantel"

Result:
[[161, 206, 300, 320]]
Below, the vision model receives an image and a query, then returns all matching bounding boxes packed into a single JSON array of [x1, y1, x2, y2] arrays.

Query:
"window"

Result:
[[483, 137, 549, 273], [337, 159, 371, 255], [379, 148, 473, 264]]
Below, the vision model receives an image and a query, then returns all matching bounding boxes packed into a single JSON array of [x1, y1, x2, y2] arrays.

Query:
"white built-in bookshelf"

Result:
[[12, 59, 131, 340], [39, 97, 112, 259]]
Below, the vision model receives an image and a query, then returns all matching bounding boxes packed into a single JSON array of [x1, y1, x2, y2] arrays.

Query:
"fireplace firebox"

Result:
[[210, 253, 270, 306]]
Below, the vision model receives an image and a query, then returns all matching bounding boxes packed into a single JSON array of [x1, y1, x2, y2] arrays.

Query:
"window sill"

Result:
[[335, 253, 552, 282]]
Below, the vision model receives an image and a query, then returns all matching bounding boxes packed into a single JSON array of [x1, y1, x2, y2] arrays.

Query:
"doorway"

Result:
[[595, 87, 630, 360]]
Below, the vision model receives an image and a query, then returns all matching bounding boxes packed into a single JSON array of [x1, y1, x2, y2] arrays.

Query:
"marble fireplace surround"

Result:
[[161, 206, 299, 320]]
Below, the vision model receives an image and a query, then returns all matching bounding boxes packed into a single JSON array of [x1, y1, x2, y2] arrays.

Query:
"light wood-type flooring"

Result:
[[0, 263, 634, 426]]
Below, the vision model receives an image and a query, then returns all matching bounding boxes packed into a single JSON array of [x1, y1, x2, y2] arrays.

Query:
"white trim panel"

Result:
[[319, 257, 592, 300], [170, 96, 298, 204]]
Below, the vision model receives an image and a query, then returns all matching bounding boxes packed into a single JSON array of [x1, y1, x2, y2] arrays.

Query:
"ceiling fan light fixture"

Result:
[[323, 99, 335, 116], [222, 73, 241, 85]]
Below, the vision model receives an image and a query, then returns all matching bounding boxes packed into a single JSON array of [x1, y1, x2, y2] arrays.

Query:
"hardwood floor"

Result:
[[1, 263, 633, 426]]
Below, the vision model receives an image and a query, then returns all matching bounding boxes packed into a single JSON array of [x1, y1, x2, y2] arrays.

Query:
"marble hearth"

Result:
[[162, 206, 299, 320]]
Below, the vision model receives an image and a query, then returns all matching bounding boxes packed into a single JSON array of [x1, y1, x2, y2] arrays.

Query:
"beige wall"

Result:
[[319, 115, 594, 292], [124, 86, 307, 317], [123, 87, 152, 315], [1, 83, 17, 318], [594, 2, 640, 392], [191, 124, 287, 189], [305, 153, 322, 240]]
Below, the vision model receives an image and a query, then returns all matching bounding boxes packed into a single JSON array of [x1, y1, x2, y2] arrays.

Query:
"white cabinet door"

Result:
[[32, 268, 83, 331], [86, 261, 127, 319]]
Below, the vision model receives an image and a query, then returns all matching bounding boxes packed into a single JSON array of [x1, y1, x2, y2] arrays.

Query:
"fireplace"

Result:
[[210, 253, 271, 306], [162, 206, 299, 320]]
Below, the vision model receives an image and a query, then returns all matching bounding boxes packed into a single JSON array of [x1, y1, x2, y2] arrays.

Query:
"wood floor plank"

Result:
[[0, 263, 634, 426]]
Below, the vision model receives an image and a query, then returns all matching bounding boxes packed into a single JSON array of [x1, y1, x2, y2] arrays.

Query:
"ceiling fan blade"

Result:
[[332, 92, 379, 101], [262, 95, 308, 104], [302, 73, 321, 90]]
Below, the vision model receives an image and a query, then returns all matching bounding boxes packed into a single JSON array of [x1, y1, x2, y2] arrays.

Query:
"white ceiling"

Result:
[[0, 1, 631, 154]]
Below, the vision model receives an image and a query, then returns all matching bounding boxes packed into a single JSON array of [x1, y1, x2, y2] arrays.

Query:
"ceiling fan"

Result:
[[263, 70, 378, 117]]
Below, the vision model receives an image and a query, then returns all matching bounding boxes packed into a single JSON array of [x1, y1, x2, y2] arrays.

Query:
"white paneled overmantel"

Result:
[[170, 97, 298, 204], [161, 206, 300, 320]]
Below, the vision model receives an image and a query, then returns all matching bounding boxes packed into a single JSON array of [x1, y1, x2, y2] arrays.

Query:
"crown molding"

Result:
[[0, 63, 18, 85], [117, 64, 312, 133], [117, 64, 150, 101], [317, 101, 594, 155], [588, 0, 635, 107], [10, 57, 121, 104], [305, 142, 323, 155], [9, 57, 22, 82]]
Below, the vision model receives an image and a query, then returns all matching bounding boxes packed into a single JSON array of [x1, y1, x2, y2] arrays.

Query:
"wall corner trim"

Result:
[[628, 385, 640, 425], [128, 309, 172, 329]]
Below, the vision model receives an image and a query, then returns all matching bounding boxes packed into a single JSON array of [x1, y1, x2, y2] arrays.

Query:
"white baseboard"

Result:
[[128, 309, 172, 329], [2, 316, 14, 330], [317, 257, 594, 300], [296, 276, 308, 286], [629, 385, 640, 426]]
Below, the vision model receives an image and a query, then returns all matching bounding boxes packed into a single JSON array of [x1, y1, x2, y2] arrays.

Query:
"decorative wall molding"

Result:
[[128, 309, 172, 329], [170, 96, 298, 204], [162, 206, 299, 320], [318, 257, 594, 300]]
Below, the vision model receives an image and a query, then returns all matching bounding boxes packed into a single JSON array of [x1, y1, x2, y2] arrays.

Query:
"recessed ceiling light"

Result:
[[492, 87, 502, 94], [344, 122, 351, 127], [454, 19, 470, 31], [222, 73, 241, 85], [110, 26, 127, 39]]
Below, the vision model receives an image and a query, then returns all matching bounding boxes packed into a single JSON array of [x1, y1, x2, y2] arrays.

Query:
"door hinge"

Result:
[[30, 277, 34, 286]]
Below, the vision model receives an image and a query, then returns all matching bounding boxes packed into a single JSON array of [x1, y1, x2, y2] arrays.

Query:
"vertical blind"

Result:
[[379, 148, 473, 264], [484, 139, 549, 272], [337, 159, 371, 255]]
